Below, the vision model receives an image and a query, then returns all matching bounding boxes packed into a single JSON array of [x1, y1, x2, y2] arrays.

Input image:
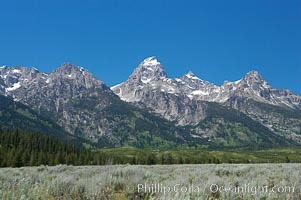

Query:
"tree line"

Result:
[[0, 128, 226, 167]]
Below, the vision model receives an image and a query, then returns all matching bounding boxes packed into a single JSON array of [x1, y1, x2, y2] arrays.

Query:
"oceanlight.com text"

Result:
[[137, 183, 296, 196]]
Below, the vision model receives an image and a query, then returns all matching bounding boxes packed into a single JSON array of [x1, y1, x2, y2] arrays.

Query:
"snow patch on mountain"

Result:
[[6, 82, 21, 92], [142, 56, 161, 66]]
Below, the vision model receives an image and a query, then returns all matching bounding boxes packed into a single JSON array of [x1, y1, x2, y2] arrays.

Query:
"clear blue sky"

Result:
[[0, 0, 300, 94]]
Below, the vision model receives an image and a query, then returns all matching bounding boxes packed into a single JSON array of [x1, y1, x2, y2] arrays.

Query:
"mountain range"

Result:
[[1, 57, 301, 149]]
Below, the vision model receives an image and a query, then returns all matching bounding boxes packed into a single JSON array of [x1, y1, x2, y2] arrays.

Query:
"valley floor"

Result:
[[0, 164, 300, 200]]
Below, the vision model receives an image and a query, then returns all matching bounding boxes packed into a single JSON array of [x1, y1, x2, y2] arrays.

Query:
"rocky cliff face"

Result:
[[112, 57, 301, 145], [112, 57, 301, 110], [217, 71, 301, 109], [0, 63, 204, 148], [1, 63, 114, 140], [224, 96, 301, 143], [111, 57, 218, 125], [1, 58, 301, 148]]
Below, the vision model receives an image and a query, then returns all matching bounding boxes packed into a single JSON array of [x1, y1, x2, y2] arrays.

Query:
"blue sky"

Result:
[[0, 0, 300, 94]]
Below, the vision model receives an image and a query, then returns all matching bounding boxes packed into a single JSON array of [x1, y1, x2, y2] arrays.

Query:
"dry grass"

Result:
[[0, 164, 301, 199]]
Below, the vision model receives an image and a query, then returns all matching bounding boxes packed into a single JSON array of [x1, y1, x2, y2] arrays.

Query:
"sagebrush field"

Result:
[[1, 164, 301, 200]]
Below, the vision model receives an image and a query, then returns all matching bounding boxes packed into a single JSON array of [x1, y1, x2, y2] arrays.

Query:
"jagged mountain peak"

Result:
[[137, 56, 165, 71], [30, 67, 39, 74], [45, 63, 108, 91], [239, 70, 271, 90], [55, 62, 88, 73], [31, 66, 39, 71], [0, 65, 8, 70], [1, 59, 301, 148], [112, 56, 301, 112], [0, 65, 32, 80], [243, 70, 265, 82], [129, 57, 167, 84], [220, 70, 269, 90], [0, 62, 109, 97], [186, 71, 195, 76], [141, 56, 160, 66], [61, 62, 77, 68], [245, 70, 261, 76], [7, 66, 27, 71], [111, 56, 168, 102], [28, 67, 40, 79], [52, 63, 91, 79], [181, 71, 202, 81], [55, 62, 79, 73]]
